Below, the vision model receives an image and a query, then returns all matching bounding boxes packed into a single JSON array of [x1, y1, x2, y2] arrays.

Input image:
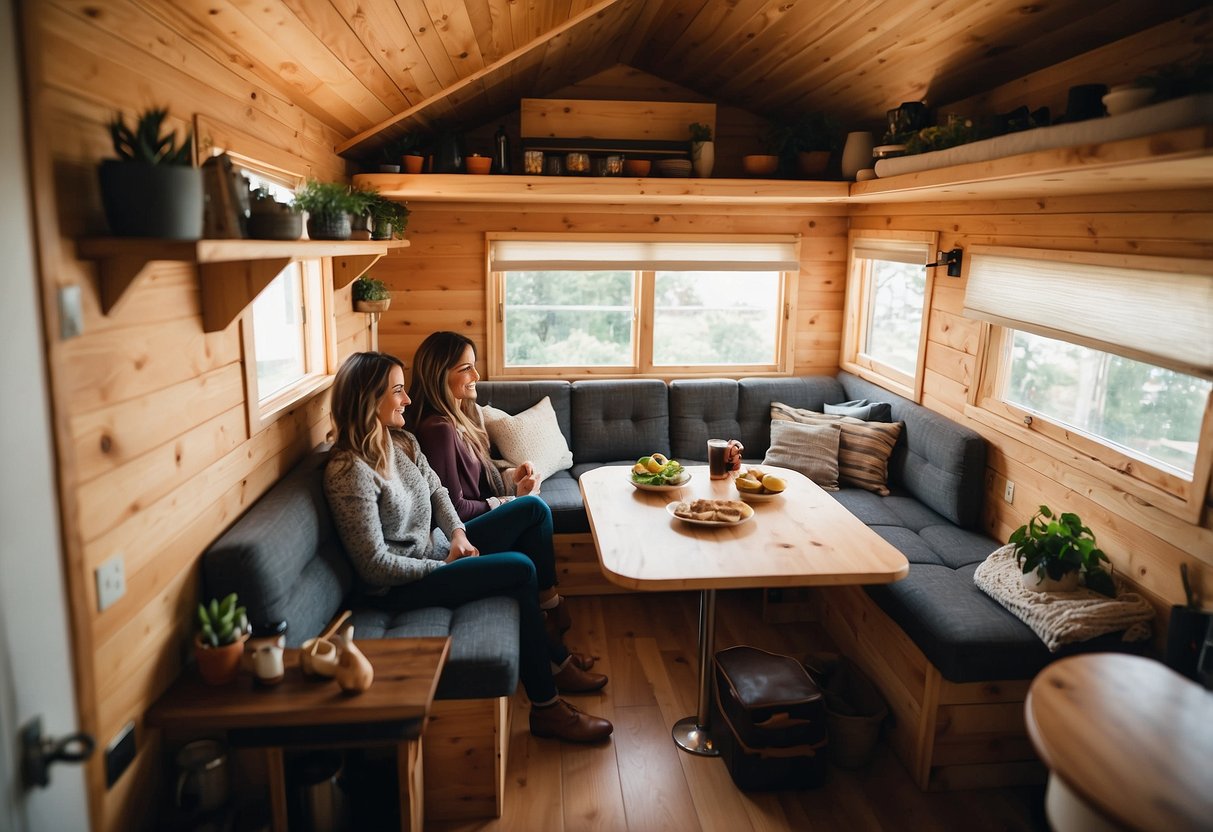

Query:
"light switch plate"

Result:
[[95, 554, 125, 611], [1003, 481, 1015, 504], [58, 286, 83, 340]]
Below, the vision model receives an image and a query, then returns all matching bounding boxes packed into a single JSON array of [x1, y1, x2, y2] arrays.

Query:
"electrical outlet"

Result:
[[95, 554, 125, 611], [1003, 481, 1015, 504]]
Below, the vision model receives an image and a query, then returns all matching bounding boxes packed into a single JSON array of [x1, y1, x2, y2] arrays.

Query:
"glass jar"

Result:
[[523, 149, 544, 175], [566, 152, 590, 175], [544, 155, 565, 176]]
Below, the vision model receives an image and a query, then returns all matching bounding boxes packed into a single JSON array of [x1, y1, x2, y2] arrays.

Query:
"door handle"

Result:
[[21, 715, 95, 789]]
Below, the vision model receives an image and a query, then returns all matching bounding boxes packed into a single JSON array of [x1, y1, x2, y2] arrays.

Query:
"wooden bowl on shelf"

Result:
[[465, 155, 492, 174], [623, 159, 651, 177]]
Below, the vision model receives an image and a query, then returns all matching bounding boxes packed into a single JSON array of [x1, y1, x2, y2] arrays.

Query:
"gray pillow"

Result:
[[825, 398, 892, 422], [762, 420, 841, 491]]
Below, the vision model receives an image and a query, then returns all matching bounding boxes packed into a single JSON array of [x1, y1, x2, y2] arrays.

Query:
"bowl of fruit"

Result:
[[733, 467, 787, 502], [629, 453, 691, 492]]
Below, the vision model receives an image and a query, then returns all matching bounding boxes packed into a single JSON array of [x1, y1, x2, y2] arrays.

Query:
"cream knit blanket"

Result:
[[973, 544, 1154, 652]]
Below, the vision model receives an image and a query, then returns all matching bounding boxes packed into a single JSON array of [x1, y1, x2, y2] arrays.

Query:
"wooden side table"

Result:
[[149, 637, 449, 832], [1025, 653, 1213, 832]]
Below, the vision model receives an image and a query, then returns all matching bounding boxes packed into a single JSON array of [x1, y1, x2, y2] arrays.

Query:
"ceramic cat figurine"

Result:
[[332, 623, 374, 693]]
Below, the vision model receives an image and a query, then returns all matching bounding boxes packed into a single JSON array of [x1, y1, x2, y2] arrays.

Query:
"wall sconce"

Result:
[[926, 248, 963, 277]]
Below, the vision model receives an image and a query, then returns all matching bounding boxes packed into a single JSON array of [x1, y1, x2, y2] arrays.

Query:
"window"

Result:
[[841, 231, 937, 400], [966, 246, 1213, 522], [487, 236, 798, 376]]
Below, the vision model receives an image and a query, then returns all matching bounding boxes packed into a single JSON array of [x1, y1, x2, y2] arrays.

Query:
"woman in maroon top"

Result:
[[407, 331, 593, 668]]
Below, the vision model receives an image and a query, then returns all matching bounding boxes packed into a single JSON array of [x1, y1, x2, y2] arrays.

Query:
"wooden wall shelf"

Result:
[[77, 238, 409, 332], [355, 126, 1212, 207]]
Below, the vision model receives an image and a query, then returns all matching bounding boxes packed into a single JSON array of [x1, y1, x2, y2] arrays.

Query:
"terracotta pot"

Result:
[[797, 150, 830, 177], [466, 155, 492, 175], [742, 155, 779, 177], [623, 159, 650, 177], [194, 633, 247, 685], [402, 154, 424, 174]]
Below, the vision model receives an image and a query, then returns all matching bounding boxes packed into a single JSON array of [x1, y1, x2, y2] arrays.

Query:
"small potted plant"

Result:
[[689, 122, 714, 178], [352, 275, 391, 313], [99, 106, 203, 239], [1010, 505, 1115, 596], [791, 112, 839, 177], [293, 180, 362, 240], [348, 186, 378, 240], [246, 186, 302, 240], [368, 194, 409, 241], [743, 122, 786, 177], [194, 593, 250, 685]]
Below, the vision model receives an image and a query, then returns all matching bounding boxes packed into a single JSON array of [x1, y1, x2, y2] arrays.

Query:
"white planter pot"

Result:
[[840, 131, 875, 181], [1022, 569, 1081, 593], [691, 141, 715, 178]]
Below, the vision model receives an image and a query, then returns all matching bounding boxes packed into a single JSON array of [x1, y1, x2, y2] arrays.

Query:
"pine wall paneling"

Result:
[[21, 2, 368, 828]]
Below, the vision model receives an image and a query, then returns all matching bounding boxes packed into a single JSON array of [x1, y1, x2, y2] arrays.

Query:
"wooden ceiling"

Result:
[[155, 0, 1206, 160]]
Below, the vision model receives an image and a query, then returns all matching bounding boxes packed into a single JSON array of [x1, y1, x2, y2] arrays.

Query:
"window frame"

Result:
[[485, 233, 799, 379], [968, 324, 1213, 524], [840, 229, 938, 401], [195, 116, 338, 437]]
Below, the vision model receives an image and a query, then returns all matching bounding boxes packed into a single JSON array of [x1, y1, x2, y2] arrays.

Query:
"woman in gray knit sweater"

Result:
[[323, 351, 611, 743]]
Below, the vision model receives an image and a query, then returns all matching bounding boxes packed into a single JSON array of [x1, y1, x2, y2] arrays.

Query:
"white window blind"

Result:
[[851, 238, 930, 265], [963, 246, 1213, 380], [489, 238, 800, 272]]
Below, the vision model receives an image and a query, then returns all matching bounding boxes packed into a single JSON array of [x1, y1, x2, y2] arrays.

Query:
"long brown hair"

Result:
[[406, 331, 491, 460], [330, 351, 413, 476]]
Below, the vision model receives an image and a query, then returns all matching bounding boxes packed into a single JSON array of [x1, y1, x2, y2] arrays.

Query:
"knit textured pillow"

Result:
[[762, 419, 842, 491], [480, 396, 573, 480], [770, 402, 902, 495]]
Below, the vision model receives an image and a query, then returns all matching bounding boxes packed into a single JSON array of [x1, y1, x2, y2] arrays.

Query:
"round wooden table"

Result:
[[1024, 653, 1213, 832]]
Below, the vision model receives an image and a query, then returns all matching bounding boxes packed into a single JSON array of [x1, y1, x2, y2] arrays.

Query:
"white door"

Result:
[[0, 0, 91, 828]]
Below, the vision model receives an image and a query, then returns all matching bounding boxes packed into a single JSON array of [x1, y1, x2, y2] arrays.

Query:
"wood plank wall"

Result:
[[18, 2, 368, 829]]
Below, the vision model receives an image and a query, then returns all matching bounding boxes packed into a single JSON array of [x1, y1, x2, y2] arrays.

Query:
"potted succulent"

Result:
[[246, 186, 302, 240], [689, 122, 714, 178], [1010, 505, 1115, 596], [194, 593, 250, 685], [293, 180, 362, 240], [99, 106, 203, 239], [352, 275, 391, 313], [368, 194, 409, 241]]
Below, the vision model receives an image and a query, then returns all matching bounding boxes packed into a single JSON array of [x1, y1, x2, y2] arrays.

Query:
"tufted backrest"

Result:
[[571, 379, 670, 463]]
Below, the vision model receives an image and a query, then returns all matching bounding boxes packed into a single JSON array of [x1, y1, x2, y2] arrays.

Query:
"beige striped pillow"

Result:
[[770, 402, 902, 495], [763, 419, 842, 491]]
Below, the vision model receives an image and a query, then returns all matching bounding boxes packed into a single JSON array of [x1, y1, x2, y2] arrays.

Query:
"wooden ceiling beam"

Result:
[[335, 0, 632, 158]]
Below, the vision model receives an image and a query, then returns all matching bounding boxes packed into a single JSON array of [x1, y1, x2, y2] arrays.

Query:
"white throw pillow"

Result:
[[763, 419, 842, 491], [479, 396, 573, 480]]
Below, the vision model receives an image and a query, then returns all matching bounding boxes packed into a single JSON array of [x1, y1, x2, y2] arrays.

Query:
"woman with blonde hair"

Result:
[[323, 351, 610, 743], [407, 332, 590, 666]]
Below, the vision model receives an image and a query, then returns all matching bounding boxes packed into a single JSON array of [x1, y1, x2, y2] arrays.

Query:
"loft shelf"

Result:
[[352, 173, 851, 205], [77, 238, 409, 332], [354, 126, 1212, 206]]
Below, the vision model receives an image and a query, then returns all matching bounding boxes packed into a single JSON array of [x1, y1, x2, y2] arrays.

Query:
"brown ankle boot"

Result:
[[529, 699, 613, 743], [543, 612, 594, 670], [553, 658, 608, 693], [550, 597, 572, 634]]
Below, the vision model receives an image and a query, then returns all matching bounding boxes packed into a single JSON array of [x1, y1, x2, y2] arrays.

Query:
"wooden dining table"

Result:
[[580, 464, 909, 755]]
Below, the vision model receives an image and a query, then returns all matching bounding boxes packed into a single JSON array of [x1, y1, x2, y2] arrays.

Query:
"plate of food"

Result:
[[629, 453, 691, 492], [666, 498, 754, 526], [733, 468, 787, 503]]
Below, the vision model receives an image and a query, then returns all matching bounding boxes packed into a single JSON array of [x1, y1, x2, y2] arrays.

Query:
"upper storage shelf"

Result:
[[77, 238, 409, 333], [355, 126, 1212, 207]]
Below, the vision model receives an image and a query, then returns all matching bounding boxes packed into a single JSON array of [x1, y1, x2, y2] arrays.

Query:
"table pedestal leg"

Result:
[[672, 588, 720, 756]]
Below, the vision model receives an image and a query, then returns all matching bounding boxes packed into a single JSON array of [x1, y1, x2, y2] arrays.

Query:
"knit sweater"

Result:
[[323, 433, 465, 589]]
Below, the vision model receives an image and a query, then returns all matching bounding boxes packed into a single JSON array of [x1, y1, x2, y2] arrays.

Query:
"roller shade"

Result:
[[489, 239, 800, 272], [851, 238, 930, 266], [964, 247, 1213, 380]]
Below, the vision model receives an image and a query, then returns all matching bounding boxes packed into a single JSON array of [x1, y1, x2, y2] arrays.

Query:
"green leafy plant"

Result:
[[352, 275, 391, 302], [368, 194, 410, 239], [689, 122, 713, 143], [1009, 505, 1115, 597], [903, 118, 983, 155], [293, 180, 364, 219], [107, 107, 193, 165], [196, 593, 249, 647], [790, 112, 840, 153]]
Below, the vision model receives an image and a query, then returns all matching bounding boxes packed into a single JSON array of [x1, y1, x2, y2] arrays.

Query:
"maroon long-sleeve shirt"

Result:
[[412, 415, 494, 521]]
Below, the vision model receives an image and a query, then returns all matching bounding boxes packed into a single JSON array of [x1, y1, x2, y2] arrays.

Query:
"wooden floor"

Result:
[[430, 590, 1048, 832]]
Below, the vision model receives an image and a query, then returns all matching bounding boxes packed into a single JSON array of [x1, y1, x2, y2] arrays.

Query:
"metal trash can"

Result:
[[289, 750, 348, 832]]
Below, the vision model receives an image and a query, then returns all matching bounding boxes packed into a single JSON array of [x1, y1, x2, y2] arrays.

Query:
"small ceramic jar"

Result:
[[246, 620, 287, 685]]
